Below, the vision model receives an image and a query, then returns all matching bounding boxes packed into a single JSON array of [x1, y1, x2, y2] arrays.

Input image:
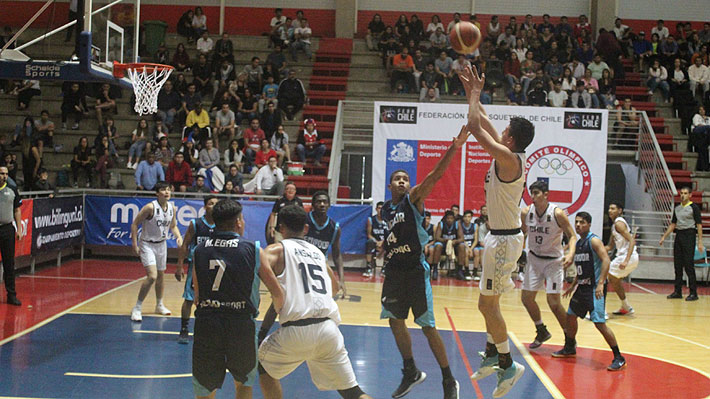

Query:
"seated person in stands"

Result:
[[196, 30, 213, 58], [155, 135, 174, 170], [95, 83, 117, 123], [254, 156, 284, 196], [290, 18, 312, 61], [223, 139, 244, 172], [259, 76, 279, 113], [390, 46, 416, 93], [152, 119, 169, 144], [243, 118, 266, 171], [366, 14, 385, 51], [213, 59, 236, 97], [266, 44, 288, 81], [691, 106, 710, 171], [127, 119, 149, 169], [171, 43, 191, 72], [507, 82, 527, 105], [269, 8, 287, 48], [192, 7, 207, 39], [15, 79, 40, 111], [270, 124, 290, 165], [255, 139, 277, 168], [71, 136, 94, 188], [419, 62, 441, 101], [192, 54, 212, 97], [157, 80, 182, 131], [213, 32, 234, 67], [548, 80, 569, 107], [527, 79, 548, 106], [95, 116, 118, 158], [571, 80, 593, 108], [94, 135, 115, 188], [243, 57, 264, 97], [166, 152, 193, 192], [277, 70, 306, 121], [184, 102, 211, 146], [296, 119, 326, 167], [34, 110, 55, 156], [177, 9, 195, 42], [421, 87, 440, 103], [180, 83, 201, 122], [179, 138, 199, 170], [261, 100, 282, 141], [188, 175, 211, 193], [236, 88, 259, 126], [225, 164, 244, 194], [612, 98, 639, 149], [61, 82, 88, 130], [214, 103, 236, 143], [135, 152, 164, 191], [33, 168, 55, 197], [429, 27, 447, 57], [434, 51, 454, 95]]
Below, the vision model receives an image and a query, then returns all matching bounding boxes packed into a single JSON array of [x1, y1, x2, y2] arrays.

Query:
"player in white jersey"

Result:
[[520, 181, 577, 349], [130, 182, 183, 322], [460, 66, 535, 398], [259, 205, 372, 399], [606, 202, 639, 316]]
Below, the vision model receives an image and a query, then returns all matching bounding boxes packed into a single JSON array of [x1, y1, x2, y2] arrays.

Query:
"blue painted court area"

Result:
[[0, 314, 552, 398]]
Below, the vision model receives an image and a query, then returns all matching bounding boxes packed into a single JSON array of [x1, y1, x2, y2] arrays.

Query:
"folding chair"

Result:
[[694, 248, 710, 285]]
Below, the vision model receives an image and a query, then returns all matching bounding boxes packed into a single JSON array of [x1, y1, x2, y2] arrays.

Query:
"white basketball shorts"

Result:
[[609, 252, 639, 279], [522, 253, 565, 294], [139, 240, 167, 271], [479, 231, 525, 296]]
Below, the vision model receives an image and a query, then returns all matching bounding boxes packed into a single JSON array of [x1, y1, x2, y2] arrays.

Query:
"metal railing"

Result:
[[328, 100, 346, 202], [625, 209, 674, 258], [636, 111, 677, 214], [608, 109, 643, 152]]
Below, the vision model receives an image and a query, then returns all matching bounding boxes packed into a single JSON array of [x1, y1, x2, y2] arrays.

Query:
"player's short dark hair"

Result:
[[154, 181, 170, 192], [451, 204, 459, 209], [389, 169, 409, 183], [203, 195, 217, 206], [529, 180, 549, 193], [275, 7, 282, 12], [425, 211, 431, 217], [609, 201, 624, 211], [213, 199, 243, 230], [679, 185, 692, 193], [376, 201, 384, 207], [444, 210, 455, 219], [464, 210, 473, 216], [509, 117, 535, 152], [278, 205, 307, 233], [285, 181, 297, 189], [576, 211, 592, 224], [312, 190, 330, 205]]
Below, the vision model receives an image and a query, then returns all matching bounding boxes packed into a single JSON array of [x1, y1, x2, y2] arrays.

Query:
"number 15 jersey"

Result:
[[278, 239, 341, 325]]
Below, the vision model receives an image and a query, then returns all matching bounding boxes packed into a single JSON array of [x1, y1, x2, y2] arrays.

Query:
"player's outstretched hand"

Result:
[[175, 268, 183, 282], [562, 253, 574, 268], [133, 244, 140, 257], [459, 65, 485, 101], [338, 281, 347, 299], [562, 284, 576, 298], [453, 125, 471, 149]]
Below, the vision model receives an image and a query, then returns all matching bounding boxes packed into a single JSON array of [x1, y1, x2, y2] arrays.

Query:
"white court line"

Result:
[[0, 278, 144, 347], [508, 331, 566, 399], [64, 372, 191, 379], [631, 282, 658, 295], [133, 330, 193, 336], [0, 396, 56, 399], [607, 320, 710, 350], [19, 275, 135, 282]]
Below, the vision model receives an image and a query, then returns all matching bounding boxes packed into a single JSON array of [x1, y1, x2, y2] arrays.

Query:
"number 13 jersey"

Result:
[[278, 239, 341, 325]]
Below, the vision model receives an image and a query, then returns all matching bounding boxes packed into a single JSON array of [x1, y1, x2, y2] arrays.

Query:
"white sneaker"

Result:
[[492, 361, 525, 398], [126, 161, 132, 168], [155, 303, 171, 315], [131, 163, 138, 170], [131, 306, 142, 322]]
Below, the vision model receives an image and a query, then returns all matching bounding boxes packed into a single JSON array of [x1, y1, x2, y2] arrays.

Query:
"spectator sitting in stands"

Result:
[[548, 80, 569, 107], [177, 9, 195, 42], [497, 26, 516, 48], [633, 31, 654, 71], [269, 8, 287, 48], [155, 43, 169, 64], [94, 135, 114, 188], [581, 69, 601, 107], [95, 83, 116, 123], [266, 44, 288, 81], [504, 51, 521, 89], [519, 51, 538, 94], [180, 83, 202, 122], [180, 138, 199, 170], [127, 118, 149, 169], [647, 59, 670, 103], [612, 98, 640, 149], [567, 57, 586, 80], [224, 139, 244, 172], [426, 15, 444, 36], [544, 55, 564, 88], [395, 14, 409, 37], [243, 57, 264, 96], [171, 43, 191, 72], [261, 100, 282, 141], [215, 103, 236, 143], [277, 18, 294, 48], [166, 152, 192, 192], [530, 69, 551, 96], [690, 106, 710, 171], [390, 47, 416, 93], [213, 32, 234, 68], [381, 34, 401, 69], [213, 59, 235, 97], [225, 164, 244, 194], [411, 49, 429, 89], [587, 54, 610, 81], [598, 68, 617, 108], [2, 153, 17, 183], [173, 73, 189, 96], [270, 124, 290, 165], [556, 16, 573, 36], [155, 135, 173, 170], [487, 15, 501, 41], [259, 76, 279, 113], [291, 10, 305, 29], [527, 79, 548, 106], [277, 70, 306, 120], [255, 139, 277, 168], [152, 119, 169, 144], [419, 63, 441, 101], [188, 175, 211, 193], [571, 80, 593, 108], [185, 102, 211, 145], [95, 116, 118, 158], [246, 156, 284, 196], [61, 82, 88, 130], [429, 27, 447, 58], [688, 56, 709, 98], [446, 12, 461, 34], [71, 136, 94, 188], [576, 41, 594, 66], [221, 180, 235, 194], [157, 80, 181, 131], [561, 67, 577, 93], [192, 6, 207, 39], [35, 110, 55, 156], [229, 72, 248, 102], [450, 54, 471, 95], [198, 138, 223, 191], [192, 54, 212, 97], [15, 80, 40, 111], [434, 51, 453, 95], [507, 82, 526, 105], [506, 16, 519, 36], [366, 14, 385, 51], [296, 119, 326, 167], [668, 58, 689, 102], [33, 168, 55, 196], [659, 34, 679, 67], [291, 18, 312, 61], [574, 14, 591, 38], [421, 87, 439, 103], [244, 118, 266, 171], [236, 88, 258, 126]]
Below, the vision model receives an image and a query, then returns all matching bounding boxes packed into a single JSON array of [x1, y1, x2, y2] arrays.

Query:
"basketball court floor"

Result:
[[0, 259, 709, 398]]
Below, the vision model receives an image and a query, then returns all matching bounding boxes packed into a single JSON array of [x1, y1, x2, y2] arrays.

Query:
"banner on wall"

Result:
[[0, 199, 33, 261], [372, 102, 608, 234], [31, 196, 84, 253], [84, 196, 370, 254]]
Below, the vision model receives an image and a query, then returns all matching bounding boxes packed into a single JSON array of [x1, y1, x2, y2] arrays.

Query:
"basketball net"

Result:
[[126, 65, 173, 115]]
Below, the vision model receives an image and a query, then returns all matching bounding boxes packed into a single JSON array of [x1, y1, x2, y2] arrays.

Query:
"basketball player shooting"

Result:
[[459, 66, 535, 397]]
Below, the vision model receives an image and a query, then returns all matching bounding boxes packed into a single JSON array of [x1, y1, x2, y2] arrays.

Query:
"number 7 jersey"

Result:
[[278, 239, 341, 325]]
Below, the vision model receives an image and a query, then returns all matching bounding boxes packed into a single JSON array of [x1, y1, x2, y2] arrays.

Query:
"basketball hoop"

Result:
[[114, 62, 174, 116]]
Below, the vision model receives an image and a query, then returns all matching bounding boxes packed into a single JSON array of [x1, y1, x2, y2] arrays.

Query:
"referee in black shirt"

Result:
[[659, 186, 702, 301], [0, 166, 24, 306], [265, 181, 303, 244]]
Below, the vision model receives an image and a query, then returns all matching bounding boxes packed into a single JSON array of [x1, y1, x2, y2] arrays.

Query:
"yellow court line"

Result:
[[64, 372, 191, 379], [0, 278, 145, 347], [508, 331, 566, 399], [133, 330, 193, 336]]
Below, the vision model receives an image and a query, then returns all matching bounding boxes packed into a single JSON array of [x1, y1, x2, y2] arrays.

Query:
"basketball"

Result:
[[449, 21, 482, 55]]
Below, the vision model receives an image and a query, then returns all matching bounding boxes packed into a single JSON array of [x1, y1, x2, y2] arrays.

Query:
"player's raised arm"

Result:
[[410, 125, 470, 211], [176, 221, 195, 281], [131, 203, 153, 256], [258, 247, 284, 313], [555, 208, 577, 267]]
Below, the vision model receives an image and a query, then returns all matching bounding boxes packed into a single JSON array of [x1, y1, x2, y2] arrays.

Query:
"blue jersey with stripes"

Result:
[[305, 211, 339, 256], [188, 216, 215, 264], [439, 220, 458, 240], [574, 232, 602, 286], [459, 221, 476, 244], [382, 194, 428, 270]]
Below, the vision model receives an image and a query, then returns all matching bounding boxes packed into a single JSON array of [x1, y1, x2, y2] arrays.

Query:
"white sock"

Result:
[[621, 299, 630, 308], [495, 341, 510, 354], [135, 300, 143, 309], [487, 333, 495, 344], [157, 299, 163, 306], [534, 320, 544, 326]]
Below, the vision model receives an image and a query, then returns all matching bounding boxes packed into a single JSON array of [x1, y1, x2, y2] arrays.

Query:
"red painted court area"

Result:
[[530, 345, 710, 399], [0, 259, 147, 341]]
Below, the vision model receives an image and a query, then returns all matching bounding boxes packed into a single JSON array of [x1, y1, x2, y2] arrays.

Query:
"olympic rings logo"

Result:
[[537, 158, 574, 176]]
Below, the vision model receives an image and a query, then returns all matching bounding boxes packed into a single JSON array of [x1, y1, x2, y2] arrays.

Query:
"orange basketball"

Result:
[[449, 21, 482, 55]]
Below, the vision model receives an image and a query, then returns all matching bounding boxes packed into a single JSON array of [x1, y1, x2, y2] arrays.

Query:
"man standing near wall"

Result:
[[659, 186, 702, 301], [0, 166, 23, 306]]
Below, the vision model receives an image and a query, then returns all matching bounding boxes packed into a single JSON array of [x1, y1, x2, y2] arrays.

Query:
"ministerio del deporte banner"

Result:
[[372, 102, 608, 235]]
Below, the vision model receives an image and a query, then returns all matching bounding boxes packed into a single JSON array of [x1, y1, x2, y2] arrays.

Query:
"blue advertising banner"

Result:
[[84, 196, 370, 254]]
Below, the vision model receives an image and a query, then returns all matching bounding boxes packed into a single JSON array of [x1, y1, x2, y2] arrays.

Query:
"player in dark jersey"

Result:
[[458, 210, 478, 280], [553, 211, 626, 371], [191, 199, 284, 399], [423, 211, 436, 266], [432, 210, 465, 280], [175, 195, 218, 344], [381, 125, 469, 399], [364, 201, 386, 277]]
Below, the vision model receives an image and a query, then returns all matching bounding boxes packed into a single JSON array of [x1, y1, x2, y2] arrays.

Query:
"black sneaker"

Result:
[[7, 295, 21, 306], [443, 378, 459, 399], [686, 293, 699, 301], [456, 270, 466, 280], [177, 329, 189, 344], [529, 326, 551, 349], [667, 292, 683, 299], [432, 268, 439, 280], [607, 356, 627, 371], [551, 346, 576, 358], [392, 369, 426, 398]]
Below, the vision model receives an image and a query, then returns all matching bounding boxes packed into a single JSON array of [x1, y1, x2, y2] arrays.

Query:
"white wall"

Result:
[[358, 0, 589, 16], [358, 0, 471, 13], [16, 0, 337, 8], [617, 0, 710, 22]]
